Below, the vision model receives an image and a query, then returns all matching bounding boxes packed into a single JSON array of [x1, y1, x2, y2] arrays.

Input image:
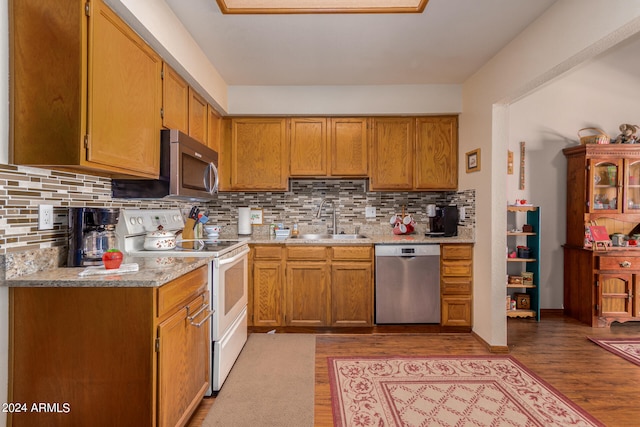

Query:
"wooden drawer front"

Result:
[[287, 246, 328, 261], [157, 266, 208, 317], [441, 260, 472, 277], [441, 295, 472, 327], [252, 245, 283, 260], [332, 246, 372, 261], [441, 244, 472, 260], [597, 256, 640, 271], [441, 277, 472, 295]]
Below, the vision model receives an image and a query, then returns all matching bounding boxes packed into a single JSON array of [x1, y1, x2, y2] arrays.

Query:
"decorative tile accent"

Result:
[[0, 163, 475, 257]]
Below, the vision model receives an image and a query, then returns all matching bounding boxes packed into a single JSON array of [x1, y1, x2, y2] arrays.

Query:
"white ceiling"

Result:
[[163, 0, 559, 86]]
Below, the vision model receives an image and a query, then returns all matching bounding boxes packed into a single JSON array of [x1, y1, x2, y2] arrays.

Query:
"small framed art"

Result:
[[466, 148, 481, 173], [250, 208, 263, 225]]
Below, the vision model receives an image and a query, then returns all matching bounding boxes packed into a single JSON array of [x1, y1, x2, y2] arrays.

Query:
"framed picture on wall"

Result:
[[250, 208, 263, 225], [466, 148, 481, 173]]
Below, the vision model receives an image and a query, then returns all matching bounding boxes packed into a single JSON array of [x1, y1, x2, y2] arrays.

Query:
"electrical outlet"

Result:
[[459, 206, 466, 221], [38, 204, 54, 230], [365, 207, 376, 218]]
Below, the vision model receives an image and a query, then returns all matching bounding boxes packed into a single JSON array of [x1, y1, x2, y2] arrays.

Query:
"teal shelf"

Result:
[[507, 206, 541, 321]]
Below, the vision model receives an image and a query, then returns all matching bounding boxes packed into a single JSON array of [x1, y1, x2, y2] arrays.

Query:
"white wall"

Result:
[[228, 84, 462, 115], [461, 0, 640, 348], [508, 32, 640, 309]]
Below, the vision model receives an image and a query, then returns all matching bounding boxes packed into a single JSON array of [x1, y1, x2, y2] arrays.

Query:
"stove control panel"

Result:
[[118, 209, 184, 235]]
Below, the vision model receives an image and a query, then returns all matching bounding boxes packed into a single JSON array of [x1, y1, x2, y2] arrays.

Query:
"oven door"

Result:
[[211, 246, 250, 340]]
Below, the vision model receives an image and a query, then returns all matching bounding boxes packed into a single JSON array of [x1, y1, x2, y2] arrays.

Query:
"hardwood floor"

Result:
[[188, 312, 640, 426]]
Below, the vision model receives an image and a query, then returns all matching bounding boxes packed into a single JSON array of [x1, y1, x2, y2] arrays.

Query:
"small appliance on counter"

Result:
[[68, 207, 120, 267], [426, 205, 459, 237]]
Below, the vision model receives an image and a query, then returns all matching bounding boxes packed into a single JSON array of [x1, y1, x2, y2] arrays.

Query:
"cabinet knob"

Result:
[[620, 260, 632, 268]]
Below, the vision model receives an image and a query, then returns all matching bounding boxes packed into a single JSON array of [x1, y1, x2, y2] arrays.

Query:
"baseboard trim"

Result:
[[471, 331, 510, 354]]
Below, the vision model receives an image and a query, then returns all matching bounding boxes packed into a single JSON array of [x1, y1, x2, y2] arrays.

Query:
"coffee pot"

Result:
[[68, 208, 120, 267]]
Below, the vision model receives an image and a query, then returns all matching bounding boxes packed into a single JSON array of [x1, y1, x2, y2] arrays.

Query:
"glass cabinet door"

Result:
[[590, 160, 622, 212], [625, 160, 640, 212]]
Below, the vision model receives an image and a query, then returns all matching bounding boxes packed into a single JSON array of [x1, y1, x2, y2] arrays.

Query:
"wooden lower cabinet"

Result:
[[249, 244, 373, 327], [564, 247, 640, 326], [252, 260, 285, 326], [250, 245, 285, 327], [249, 243, 474, 328], [598, 273, 635, 318], [440, 244, 473, 327], [286, 262, 330, 326], [331, 262, 373, 326], [8, 266, 210, 427]]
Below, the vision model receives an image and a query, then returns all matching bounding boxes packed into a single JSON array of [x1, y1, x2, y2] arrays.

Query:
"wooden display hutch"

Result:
[[563, 145, 640, 327], [506, 205, 540, 320]]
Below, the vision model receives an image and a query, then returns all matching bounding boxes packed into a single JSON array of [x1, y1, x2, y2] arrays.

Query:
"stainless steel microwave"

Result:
[[112, 129, 219, 201]]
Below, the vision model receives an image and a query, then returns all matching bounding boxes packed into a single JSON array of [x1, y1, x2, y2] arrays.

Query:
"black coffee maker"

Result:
[[428, 205, 459, 237], [68, 208, 120, 267]]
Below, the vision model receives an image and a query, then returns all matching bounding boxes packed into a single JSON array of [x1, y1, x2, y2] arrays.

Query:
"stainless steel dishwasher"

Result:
[[375, 244, 440, 324]]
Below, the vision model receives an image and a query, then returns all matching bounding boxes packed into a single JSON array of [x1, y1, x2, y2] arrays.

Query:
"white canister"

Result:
[[426, 204, 436, 217], [238, 207, 252, 235]]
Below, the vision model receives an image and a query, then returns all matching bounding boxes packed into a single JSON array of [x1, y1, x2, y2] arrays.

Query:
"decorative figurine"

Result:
[[614, 123, 639, 144]]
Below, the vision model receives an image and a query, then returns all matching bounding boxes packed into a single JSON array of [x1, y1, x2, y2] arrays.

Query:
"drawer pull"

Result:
[[620, 260, 632, 268]]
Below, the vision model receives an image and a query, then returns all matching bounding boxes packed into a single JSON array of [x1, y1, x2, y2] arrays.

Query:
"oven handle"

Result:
[[186, 293, 207, 316], [218, 247, 250, 267], [187, 302, 214, 328]]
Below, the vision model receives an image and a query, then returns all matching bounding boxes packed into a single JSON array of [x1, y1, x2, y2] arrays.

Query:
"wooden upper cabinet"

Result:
[[369, 118, 415, 190], [207, 105, 222, 153], [188, 87, 208, 145], [290, 118, 328, 176], [330, 118, 368, 176], [89, 2, 162, 178], [11, 0, 162, 178], [289, 117, 367, 177], [161, 63, 189, 134], [415, 116, 458, 190], [230, 118, 289, 191], [162, 62, 212, 146]]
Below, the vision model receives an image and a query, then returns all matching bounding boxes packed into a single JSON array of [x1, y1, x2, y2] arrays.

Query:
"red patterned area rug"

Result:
[[588, 337, 640, 367], [328, 355, 603, 427]]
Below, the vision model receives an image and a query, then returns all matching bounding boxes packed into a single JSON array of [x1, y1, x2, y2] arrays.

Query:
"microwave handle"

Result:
[[204, 162, 219, 194]]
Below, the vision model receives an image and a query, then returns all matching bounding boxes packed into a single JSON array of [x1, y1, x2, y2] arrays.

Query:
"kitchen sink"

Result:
[[330, 234, 368, 239], [290, 233, 368, 240]]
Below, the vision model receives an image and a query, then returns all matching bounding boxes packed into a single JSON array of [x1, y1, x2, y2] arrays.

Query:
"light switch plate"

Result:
[[365, 207, 376, 218], [38, 204, 54, 230]]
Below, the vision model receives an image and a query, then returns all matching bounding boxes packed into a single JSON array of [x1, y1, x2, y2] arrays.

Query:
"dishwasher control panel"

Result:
[[375, 244, 440, 257]]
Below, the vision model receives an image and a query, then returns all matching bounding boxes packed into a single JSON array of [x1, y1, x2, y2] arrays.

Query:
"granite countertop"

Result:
[[2, 230, 473, 288], [249, 227, 475, 246], [3, 255, 211, 288], [249, 233, 474, 246]]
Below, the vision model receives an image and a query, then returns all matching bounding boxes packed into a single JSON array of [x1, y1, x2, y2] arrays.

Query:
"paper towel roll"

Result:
[[238, 207, 252, 235]]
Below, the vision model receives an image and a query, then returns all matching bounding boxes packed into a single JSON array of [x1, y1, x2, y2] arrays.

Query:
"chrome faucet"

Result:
[[317, 198, 337, 234]]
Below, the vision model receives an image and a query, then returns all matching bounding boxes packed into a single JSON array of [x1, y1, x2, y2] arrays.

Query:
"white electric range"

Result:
[[116, 209, 249, 395]]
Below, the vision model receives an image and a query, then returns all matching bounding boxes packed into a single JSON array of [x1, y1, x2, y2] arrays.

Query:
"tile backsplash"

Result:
[[0, 163, 475, 255]]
